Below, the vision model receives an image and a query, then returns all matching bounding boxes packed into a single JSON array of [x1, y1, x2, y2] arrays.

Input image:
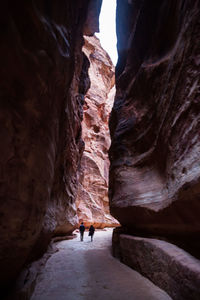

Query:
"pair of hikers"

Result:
[[79, 222, 95, 242]]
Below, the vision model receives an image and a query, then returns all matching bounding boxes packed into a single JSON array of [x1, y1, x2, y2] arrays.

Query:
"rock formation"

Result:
[[0, 0, 102, 293], [76, 35, 118, 228], [110, 0, 200, 253], [110, 0, 200, 298]]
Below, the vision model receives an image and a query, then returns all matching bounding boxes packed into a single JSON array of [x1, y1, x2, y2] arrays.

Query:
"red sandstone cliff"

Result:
[[109, 0, 200, 257], [0, 0, 102, 292], [76, 35, 118, 228], [110, 2, 200, 298]]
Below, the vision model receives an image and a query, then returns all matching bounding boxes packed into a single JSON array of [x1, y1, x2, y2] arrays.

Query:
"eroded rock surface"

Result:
[[0, 0, 101, 291], [76, 36, 118, 228], [109, 0, 200, 254]]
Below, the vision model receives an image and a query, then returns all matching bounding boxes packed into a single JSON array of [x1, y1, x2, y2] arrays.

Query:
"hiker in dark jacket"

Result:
[[89, 225, 95, 242], [79, 222, 85, 241]]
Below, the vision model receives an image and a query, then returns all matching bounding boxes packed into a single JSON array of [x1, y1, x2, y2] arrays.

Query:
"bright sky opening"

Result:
[[96, 0, 118, 66]]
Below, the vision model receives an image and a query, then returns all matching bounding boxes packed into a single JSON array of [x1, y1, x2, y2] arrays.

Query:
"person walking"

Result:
[[79, 222, 85, 241], [89, 225, 95, 242]]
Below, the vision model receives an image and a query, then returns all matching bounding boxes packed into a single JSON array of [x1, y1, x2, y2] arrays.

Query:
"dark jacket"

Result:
[[79, 224, 85, 233], [89, 225, 95, 235]]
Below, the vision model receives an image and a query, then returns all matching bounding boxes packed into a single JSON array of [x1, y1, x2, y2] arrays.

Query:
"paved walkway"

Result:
[[31, 228, 171, 300]]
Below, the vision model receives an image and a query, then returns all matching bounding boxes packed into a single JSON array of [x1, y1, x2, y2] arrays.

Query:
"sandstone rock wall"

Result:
[[0, 0, 101, 291], [76, 35, 118, 228], [109, 0, 200, 254], [118, 233, 200, 300]]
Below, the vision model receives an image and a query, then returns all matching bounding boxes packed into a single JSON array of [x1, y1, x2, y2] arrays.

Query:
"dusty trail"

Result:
[[31, 228, 171, 300]]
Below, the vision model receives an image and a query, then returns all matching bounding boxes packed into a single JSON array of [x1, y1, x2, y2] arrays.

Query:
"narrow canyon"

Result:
[[0, 1, 200, 300]]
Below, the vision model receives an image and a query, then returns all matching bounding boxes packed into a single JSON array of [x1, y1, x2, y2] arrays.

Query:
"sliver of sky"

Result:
[[96, 0, 118, 66]]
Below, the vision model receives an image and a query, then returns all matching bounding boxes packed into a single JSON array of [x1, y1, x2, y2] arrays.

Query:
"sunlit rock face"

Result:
[[110, 0, 200, 254], [0, 0, 99, 290], [76, 35, 119, 228]]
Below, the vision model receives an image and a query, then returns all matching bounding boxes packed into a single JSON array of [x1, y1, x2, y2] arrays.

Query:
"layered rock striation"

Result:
[[0, 0, 101, 292], [109, 0, 200, 254], [76, 35, 118, 228]]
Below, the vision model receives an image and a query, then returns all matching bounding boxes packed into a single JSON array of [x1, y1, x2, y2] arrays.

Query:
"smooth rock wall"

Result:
[[0, 0, 101, 291], [109, 0, 200, 254]]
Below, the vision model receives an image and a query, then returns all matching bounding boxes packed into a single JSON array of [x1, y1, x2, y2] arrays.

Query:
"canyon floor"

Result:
[[31, 228, 171, 300]]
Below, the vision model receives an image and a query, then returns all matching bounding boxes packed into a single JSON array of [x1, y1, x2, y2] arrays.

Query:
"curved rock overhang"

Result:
[[0, 0, 102, 292], [109, 0, 200, 256]]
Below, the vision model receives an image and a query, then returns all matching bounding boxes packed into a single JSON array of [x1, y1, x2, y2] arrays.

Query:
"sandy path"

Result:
[[31, 228, 171, 300]]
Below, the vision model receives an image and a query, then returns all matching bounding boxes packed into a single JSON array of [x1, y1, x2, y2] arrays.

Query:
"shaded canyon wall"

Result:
[[0, 0, 102, 291], [110, 0, 200, 298], [110, 0, 200, 252], [76, 35, 118, 228]]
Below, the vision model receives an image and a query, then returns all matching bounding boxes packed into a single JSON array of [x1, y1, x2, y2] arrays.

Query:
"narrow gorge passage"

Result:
[[1, 1, 199, 299], [31, 229, 171, 300]]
